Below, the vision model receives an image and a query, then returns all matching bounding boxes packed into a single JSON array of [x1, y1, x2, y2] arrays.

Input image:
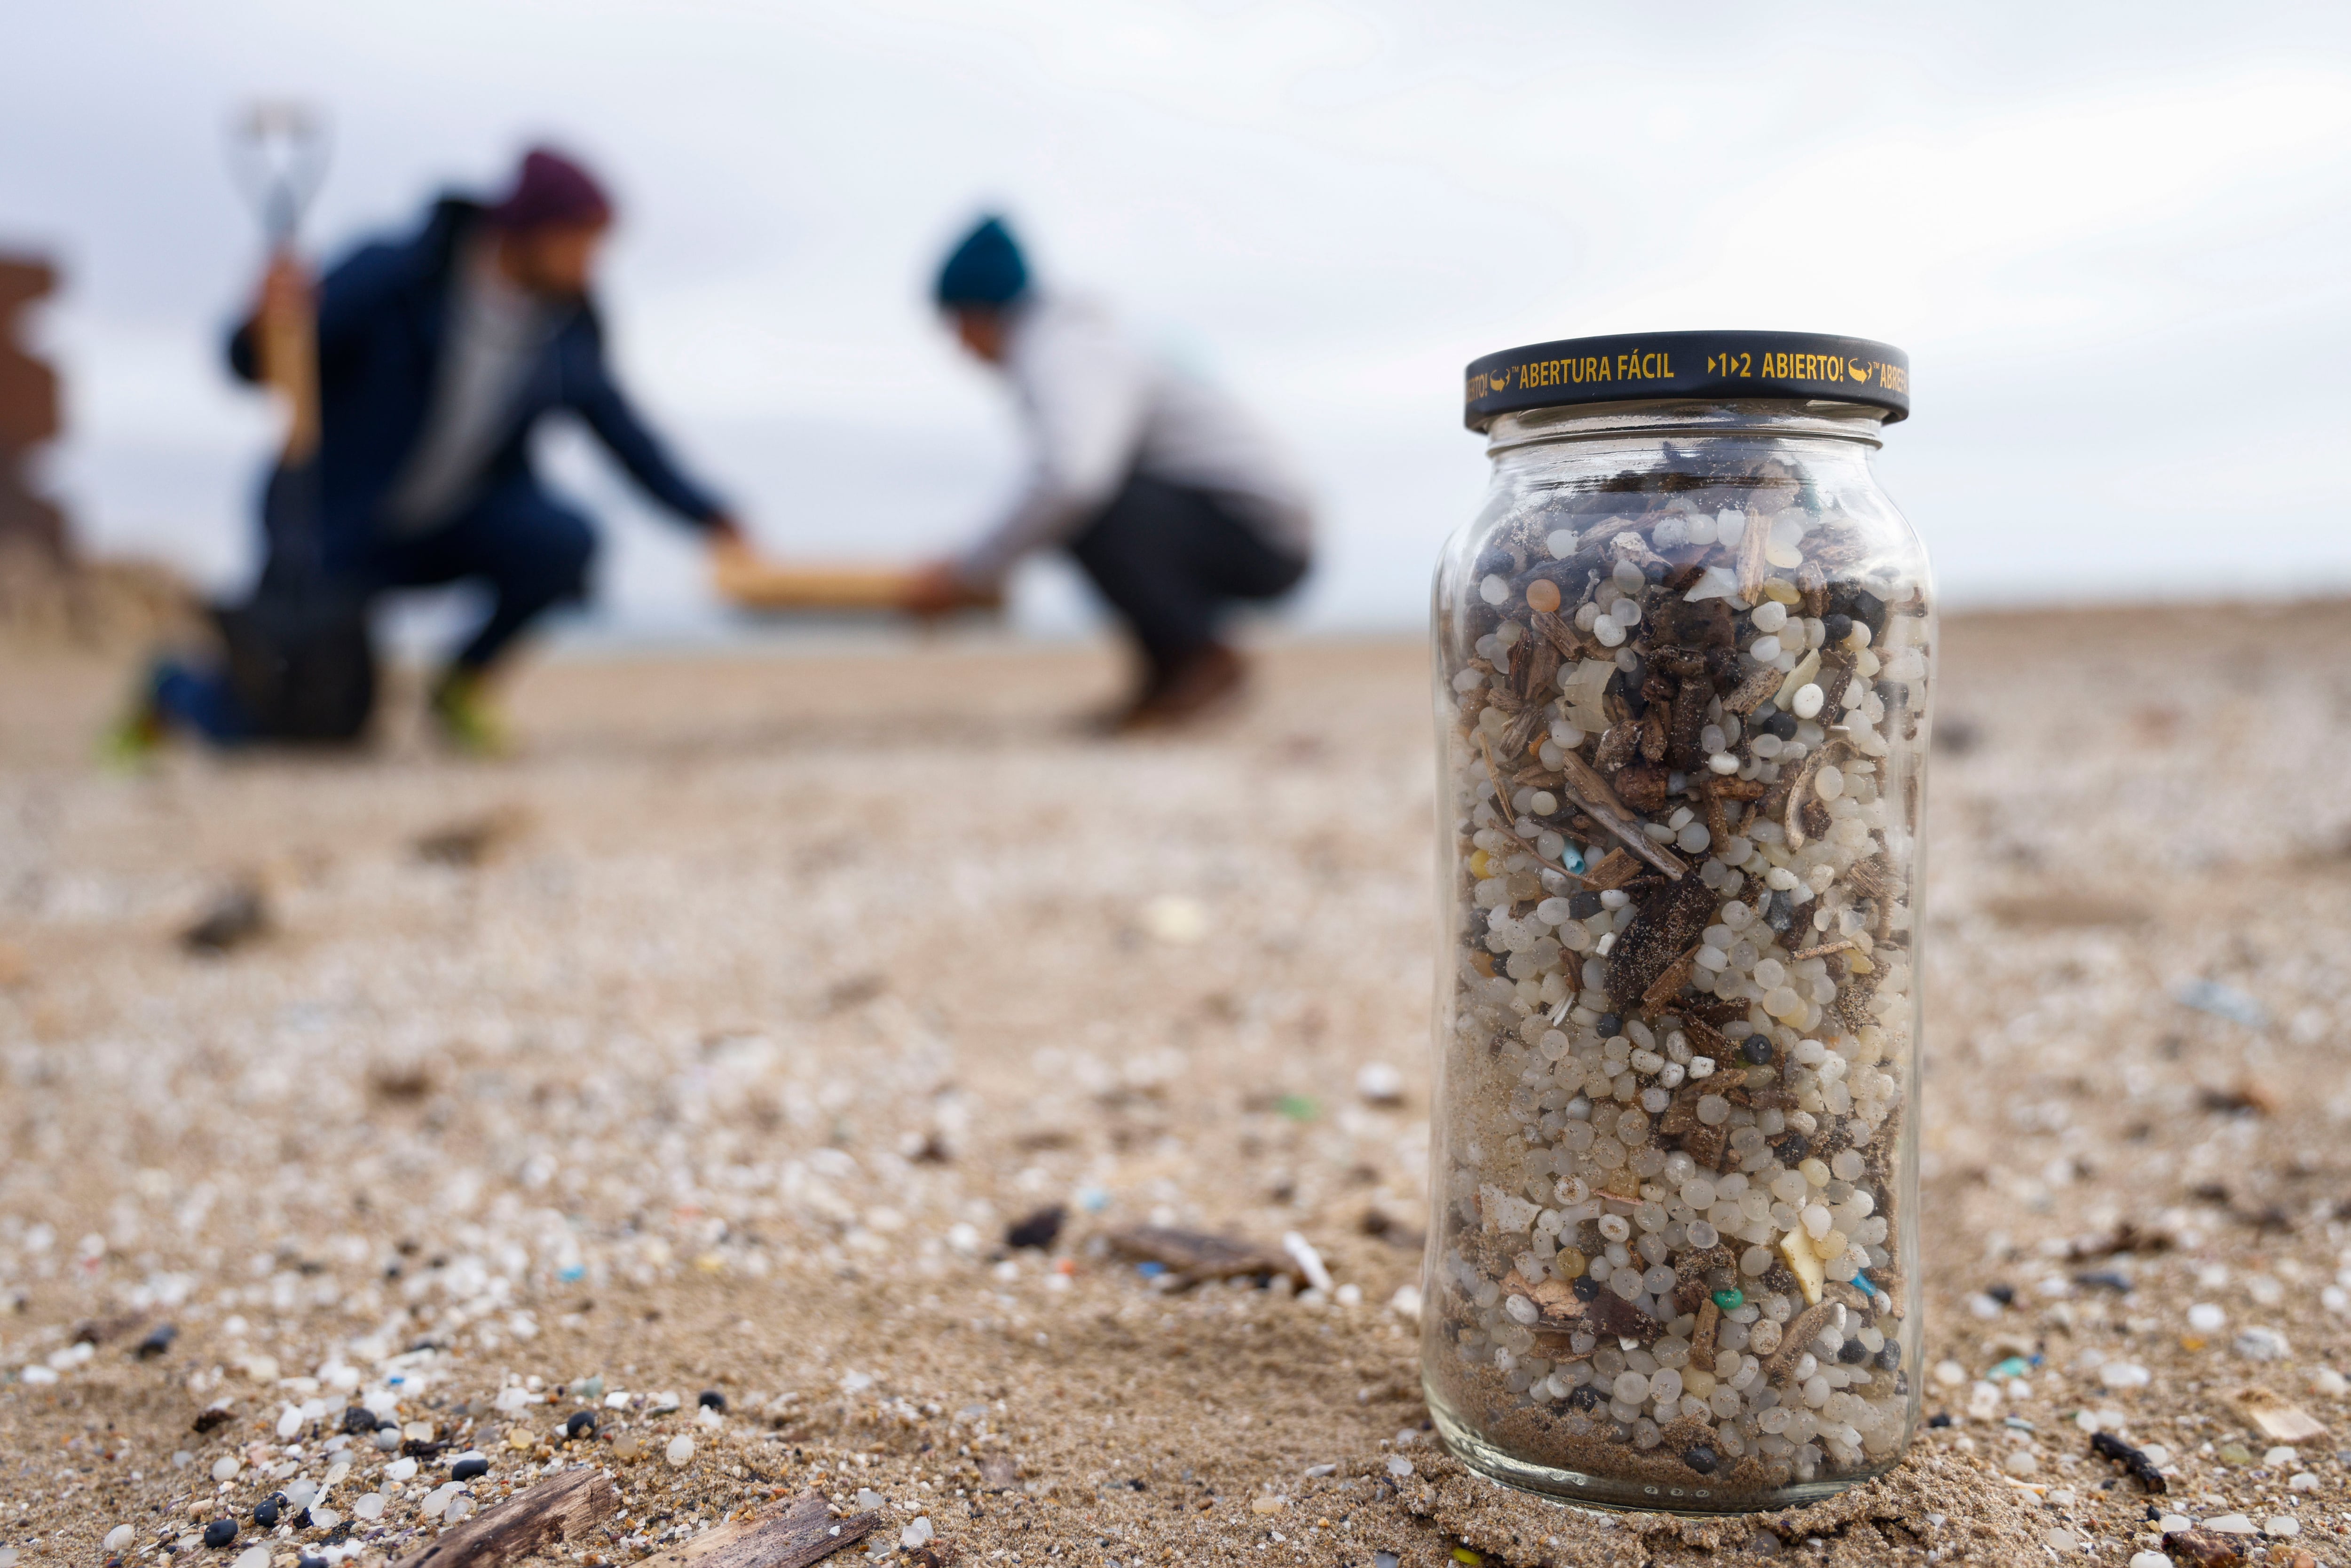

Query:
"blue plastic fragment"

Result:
[[1987, 1355, 2031, 1381], [1077, 1186, 1110, 1213], [1136, 1261, 1166, 1279], [558, 1264, 585, 1283], [2176, 979, 2267, 1029]]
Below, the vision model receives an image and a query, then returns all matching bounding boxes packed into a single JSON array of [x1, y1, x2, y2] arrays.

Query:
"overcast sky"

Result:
[[6, 1, 2349, 641]]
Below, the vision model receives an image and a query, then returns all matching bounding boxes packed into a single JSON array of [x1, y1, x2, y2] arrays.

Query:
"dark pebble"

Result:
[[451, 1456, 489, 1481], [1762, 892, 1795, 932], [1682, 1443, 1719, 1475], [1741, 1037, 1774, 1064], [1570, 1273, 1600, 1300], [202, 1521, 237, 1549], [1777, 1134, 1810, 1161], [340, 1405, 377, 1434], [1875, 1344, 1902, 1371], [1986, 1283, 2016, 1306], [1005, 1205, 1066, 1251], [252, 1497, 281, 1529], [564, 1410, 597, 1440], [1927, 1413, 1952, 1428], [1822, 613, 1854, 646], [1838, 1340, 1870, 1364], [697, 1390, 726, 1411], [135, 1324, 179, 1359], [1594, 1012, 1623, 1039], [1764, 711, 1799, 741], [1567, 1384, 1604, 1412]]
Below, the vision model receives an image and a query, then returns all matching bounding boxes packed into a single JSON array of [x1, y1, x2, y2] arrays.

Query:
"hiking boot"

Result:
[[1109, 643, 1248, 734]]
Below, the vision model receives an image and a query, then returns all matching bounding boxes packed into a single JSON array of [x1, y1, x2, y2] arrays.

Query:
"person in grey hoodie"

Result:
[[903, 216, 1312, 731]]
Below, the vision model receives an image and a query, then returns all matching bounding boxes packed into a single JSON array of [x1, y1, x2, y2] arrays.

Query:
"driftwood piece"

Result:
[[1555, 752, 1688, 881], [1767, 1301, 1839, 1383], [1474, 734, 1591, 887], [1796, 562, 1828, 619], [1735, 511, 1773, 603], [1103, 1226, 1301, 1288], [635, 1491, 880, 1568], [1640, 943, 1702, 1014], [1720, 664, 1783, 718], [392, 1467, 620, 1568]]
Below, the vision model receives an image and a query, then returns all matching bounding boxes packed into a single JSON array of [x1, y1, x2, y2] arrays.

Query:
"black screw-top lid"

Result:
[[1465, 330, 1909, 430]]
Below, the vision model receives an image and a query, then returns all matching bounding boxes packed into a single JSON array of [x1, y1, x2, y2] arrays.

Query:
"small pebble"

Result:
[[202, 1520, 237, 1549], [251, 1498, 279, 1529], [665, 1434, 695, 1467], [565, 1410, 597, 1440], [105, 1526, 135, 1552], [697, 1390, 726, 1411], [339, 1407, 376, 1435], [451, 1457, 489, 1480]]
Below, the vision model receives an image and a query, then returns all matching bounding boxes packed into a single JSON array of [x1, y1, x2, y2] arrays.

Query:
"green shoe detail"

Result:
[[430, 671, 510, 756]]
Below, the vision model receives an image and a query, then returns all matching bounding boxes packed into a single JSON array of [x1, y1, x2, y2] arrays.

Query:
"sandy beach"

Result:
[[3, 604, 2349, 1567]]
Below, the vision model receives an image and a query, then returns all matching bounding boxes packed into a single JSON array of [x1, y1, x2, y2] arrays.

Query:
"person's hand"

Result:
[[257, 253, 311, 327], [901, 559, 978, 618]]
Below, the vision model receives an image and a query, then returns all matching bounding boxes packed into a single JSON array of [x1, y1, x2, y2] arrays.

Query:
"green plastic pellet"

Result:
[[1712, 1288, 1745, 1312]]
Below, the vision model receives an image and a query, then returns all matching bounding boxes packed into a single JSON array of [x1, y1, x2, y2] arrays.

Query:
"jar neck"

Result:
[[1483, 398, 1889, 456]]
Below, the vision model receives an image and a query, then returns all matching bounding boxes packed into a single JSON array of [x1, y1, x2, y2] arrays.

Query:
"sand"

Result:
[[2, 605, 2349, 1568]]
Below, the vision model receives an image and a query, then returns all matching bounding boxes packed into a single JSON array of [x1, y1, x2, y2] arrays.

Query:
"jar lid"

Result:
[[1464, 330, 1909, 430]]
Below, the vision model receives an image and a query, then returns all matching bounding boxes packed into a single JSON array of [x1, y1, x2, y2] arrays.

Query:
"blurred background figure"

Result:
[[141, 145, 746, 754], [903, 216, 1312, 733]]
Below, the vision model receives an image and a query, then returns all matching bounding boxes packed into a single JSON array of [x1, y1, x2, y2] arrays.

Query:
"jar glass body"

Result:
[[1420, 398, 1933, 1512]]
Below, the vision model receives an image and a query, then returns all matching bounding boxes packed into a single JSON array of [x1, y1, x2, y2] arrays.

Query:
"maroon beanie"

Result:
[[489, 148, 613, 232]]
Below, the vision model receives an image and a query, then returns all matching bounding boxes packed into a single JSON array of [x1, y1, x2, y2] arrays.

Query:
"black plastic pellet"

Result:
[[564, 1410, 597, 1440], [1765, 711, 1799, 740], [1876, 1344, 1902, 1371], [697, 1390, 726, 1411], [340, 1406, 376, 1434], [1838, 1340, 1870, 1364], [451, 1456, 489, 1481], [1682, 1444, 1719, 1475], [1777, 1134, 1810, 1161], [1005, 1205, 1065, 1251], [1822, 613, 1854, 646], [252, 1497, 281, 1529], [1742, 1037, 1774, 1064], [1927, 1413, 1953, 1429], [203, 1521, 237, 1550], [1567, 892, 1602, 920], [1986, 1283, 2015, 1306], [1594, 1012, 1623, 1038]]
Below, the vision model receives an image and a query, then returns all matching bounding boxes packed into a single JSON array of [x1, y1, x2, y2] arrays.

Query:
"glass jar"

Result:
[[1421, 333, 1930, 1512]]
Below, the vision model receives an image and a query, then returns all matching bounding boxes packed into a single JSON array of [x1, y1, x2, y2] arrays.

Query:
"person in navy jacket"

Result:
[[225, 146, 742, 749]]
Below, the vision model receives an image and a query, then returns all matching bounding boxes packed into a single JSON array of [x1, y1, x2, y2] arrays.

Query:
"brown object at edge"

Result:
[[632, 1489, 881, 1568], [391, 1466, 620, 1568], [2160, 1529, 2246, 1567], [1103, 1225, 1302, 1289], [0, 254, 67, 558]]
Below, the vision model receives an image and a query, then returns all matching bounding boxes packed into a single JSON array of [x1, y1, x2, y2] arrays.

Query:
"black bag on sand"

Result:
[[212, 460, 377, 743]]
